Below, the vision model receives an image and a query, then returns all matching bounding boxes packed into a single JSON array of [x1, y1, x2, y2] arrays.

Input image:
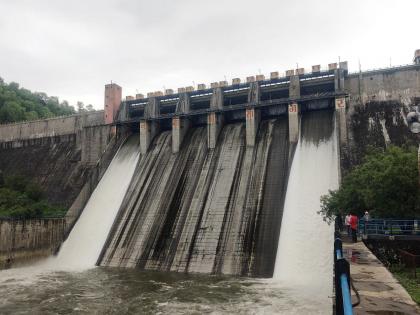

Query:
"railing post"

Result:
[[334, 241, 343, 314], [334, 237, 353, 315]]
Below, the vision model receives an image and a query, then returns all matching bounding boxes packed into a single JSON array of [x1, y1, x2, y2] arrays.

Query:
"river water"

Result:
[[0, 267, 332, 314], [0, 111, 338, 314]]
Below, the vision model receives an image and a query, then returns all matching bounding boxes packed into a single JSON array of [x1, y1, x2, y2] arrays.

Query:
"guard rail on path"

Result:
[[334, 235, 354, 315]]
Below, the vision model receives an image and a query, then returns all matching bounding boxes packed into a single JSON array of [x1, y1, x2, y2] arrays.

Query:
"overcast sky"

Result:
[[0, 0, 419, 109]]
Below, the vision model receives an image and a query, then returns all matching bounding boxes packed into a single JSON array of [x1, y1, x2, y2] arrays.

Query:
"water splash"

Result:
[[43, 136, 140, 270], [274, 111, 339, 310]]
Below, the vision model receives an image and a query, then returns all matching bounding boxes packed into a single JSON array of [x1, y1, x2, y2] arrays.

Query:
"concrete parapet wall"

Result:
[[0, 111, 105, 143], [0, 218, 65, 267], [346, 66, 420, 106]]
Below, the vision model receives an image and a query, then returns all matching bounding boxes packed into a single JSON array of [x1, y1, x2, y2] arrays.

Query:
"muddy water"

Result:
[[0, 267, 332, 314], [0, 112, 338, 314]]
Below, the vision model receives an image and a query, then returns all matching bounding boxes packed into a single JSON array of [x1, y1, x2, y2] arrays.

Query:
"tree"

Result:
[[320, 146, 420, 221], [86, 104, 94, 111], [0, 101, 25, 122], [77, 101, 85, 112], [0, 78, 77, 123]]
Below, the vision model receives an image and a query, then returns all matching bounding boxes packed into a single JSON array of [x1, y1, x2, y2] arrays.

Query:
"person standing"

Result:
[[363, 211, 371, 235], [350, 213, 358, 243], [345, 214, 351, 237]]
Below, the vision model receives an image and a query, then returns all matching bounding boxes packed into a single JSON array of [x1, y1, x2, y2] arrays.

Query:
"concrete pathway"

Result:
[[343, 240, 420, 315]]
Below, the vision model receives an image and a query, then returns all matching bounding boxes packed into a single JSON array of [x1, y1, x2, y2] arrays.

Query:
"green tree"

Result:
[[0, 101, 25, 122], [320, 146, 420, 220], [0, 77, 77, 123]]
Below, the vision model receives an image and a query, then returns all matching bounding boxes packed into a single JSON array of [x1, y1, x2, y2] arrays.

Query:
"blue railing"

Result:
[[334, 237, 353, 315], [358, 219, 420, 236]]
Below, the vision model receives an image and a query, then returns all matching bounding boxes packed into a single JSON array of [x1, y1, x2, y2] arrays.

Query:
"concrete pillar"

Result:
[[140, 120, 159, 154], [245, 82, 261, 147], [246, 108, 260, 147], [210, 87, 224, 110], [334, 69, 345, 92], [335, 97, 347, 145], [175, 93, 190, 114], [104, 83, 122, 124], [207, 112, 223, 149], [207, 87, 224, 149], [288, 102, 300, 143], [248, 82, 261, 104], [145, 97, 160, 119], [172, 117, 190, 153], [289, 75, 301, 99]]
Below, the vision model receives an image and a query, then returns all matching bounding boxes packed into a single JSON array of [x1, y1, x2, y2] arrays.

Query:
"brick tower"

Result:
[[104, 83, 122, 124]]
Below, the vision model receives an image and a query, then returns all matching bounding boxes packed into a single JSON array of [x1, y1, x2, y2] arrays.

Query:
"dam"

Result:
[[0, 52, 419, 313]]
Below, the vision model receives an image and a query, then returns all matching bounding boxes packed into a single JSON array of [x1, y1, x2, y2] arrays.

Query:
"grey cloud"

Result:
[[0, 0, 419, 108]]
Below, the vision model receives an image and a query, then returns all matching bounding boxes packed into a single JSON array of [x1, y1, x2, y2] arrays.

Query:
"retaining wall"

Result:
[[0, 218, 65, 267], [0, 110, 104, 142]]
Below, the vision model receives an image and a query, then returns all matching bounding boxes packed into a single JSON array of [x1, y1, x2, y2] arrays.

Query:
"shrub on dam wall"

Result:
[[321, 146, 419, 220], [0, 173, 65, 219]]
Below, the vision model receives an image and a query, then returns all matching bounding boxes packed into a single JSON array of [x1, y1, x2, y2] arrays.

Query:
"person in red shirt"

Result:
[[350, 213, 358, 242]]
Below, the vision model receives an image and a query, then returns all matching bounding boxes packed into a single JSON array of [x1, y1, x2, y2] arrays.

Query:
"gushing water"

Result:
[[44, 136, 140, 270], [274, 111, 339, 310]]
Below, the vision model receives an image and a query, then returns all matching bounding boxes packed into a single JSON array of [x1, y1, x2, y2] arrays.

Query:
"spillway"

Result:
[[273, 111, 339, 308], [46, 136, 140, 269], [99, 119, 292, 277]]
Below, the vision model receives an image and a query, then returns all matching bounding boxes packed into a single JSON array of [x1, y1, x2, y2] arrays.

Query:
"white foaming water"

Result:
[[273, 115, 339, 311], [43, 136, 140, 270]]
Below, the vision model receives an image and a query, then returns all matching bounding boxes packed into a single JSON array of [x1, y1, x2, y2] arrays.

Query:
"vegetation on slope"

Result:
[[320, 146, 419, 220], [392, 267, 420, 304], [0, 172, 66, 219], [0, 77, 76, 123]]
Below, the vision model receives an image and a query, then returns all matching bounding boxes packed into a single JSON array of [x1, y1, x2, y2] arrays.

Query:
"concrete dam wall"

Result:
[[99, 118, 292, 277]]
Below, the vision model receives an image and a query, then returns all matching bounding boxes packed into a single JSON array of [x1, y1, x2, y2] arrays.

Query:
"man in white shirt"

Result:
[[345, 214, 351, 237]]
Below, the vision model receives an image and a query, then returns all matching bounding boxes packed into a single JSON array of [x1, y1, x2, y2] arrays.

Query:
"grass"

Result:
[[391, 267, 420, 304]]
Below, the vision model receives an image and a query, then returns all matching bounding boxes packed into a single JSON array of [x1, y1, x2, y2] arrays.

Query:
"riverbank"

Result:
[[343, 240, 420, 314]]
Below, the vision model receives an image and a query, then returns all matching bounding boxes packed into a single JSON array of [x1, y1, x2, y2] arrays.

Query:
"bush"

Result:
[[0, 175, 65, 219], [320, 146, 420, 220]]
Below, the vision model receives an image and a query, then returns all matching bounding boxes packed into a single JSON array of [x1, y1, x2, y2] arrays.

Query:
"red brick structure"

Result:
[[104, 83, 122, 124]]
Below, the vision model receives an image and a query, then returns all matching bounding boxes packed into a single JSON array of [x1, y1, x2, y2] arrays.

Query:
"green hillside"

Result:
[[0, 77, 76, 123]]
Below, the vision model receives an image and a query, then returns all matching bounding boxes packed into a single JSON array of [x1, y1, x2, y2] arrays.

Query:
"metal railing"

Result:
[[358, 219, 420, 236], [334, 237, 353, 315]]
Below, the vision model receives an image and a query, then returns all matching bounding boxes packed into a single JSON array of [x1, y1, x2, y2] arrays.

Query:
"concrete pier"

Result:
[[140, 120, 159, 154], [245, 108, 260, 147], [289, 75, 301, 99], [288, 74, 301, 143], [172, 93, 191, 153], [246, 82, 261, 146], [207, 87, 224, 149], [335, 97, 347, 145], [172, 117, 190, 153], [288, 102, 300, 143], [207, 112, 223, 149]]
